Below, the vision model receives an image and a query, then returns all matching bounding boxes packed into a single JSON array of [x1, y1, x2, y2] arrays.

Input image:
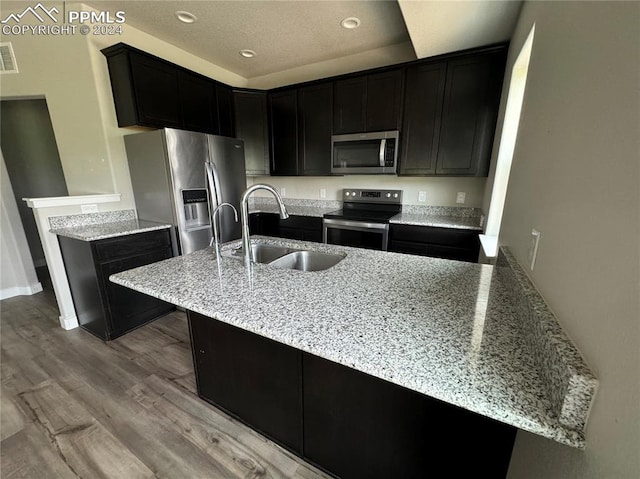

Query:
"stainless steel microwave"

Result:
[[331, 131, 399, 175]]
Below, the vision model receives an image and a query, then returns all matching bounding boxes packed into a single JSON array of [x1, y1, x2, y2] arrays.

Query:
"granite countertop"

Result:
[[389, 213, 483, 230], [51, 219, 172, 241], [110, 236, 596, 449]]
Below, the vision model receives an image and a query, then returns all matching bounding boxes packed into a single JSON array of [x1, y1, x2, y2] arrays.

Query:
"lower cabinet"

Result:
[[188, 311, 303, 454], [249, 213, 323, 243], [187, 311, 517, 479], [390, 224, 480, 262], [58, 229, 175, 340]]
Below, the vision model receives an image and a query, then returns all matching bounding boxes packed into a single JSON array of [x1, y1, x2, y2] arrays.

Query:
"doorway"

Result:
[[1, 98, 68, 289]]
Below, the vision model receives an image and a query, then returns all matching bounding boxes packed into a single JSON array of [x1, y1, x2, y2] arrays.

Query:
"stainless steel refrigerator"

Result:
[[124, 128, 246, 255]]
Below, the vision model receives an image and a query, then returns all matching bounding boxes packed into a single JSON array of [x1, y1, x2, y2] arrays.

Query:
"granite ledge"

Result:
[[51, 219, 172, 242]]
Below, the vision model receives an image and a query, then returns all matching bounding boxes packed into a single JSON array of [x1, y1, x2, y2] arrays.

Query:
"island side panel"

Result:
[[302, 352, 517, 479], [187, 311, 303, 454]]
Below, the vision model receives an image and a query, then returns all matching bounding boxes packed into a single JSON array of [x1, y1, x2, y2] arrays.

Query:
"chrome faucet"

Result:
[[240, 184, 289, 265], [211, 202, 239, 259]]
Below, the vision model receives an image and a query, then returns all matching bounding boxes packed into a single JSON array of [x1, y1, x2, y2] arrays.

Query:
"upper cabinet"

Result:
[[298, 83, 333, 176], [333, 70, 403, 134], [234, 90, 269, 176], [101, 43, 234, 136], [268, 84, 333, 176], [399, 49, 507, 177]]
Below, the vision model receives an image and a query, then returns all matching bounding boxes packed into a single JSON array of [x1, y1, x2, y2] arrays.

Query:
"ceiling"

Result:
[[86, 0, 522, 81]]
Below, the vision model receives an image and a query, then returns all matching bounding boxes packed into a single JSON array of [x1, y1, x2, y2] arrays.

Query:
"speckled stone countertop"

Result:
[[51, 219, 172, 241], [110, 236, 596, 449], [251, 198, 484, 230]]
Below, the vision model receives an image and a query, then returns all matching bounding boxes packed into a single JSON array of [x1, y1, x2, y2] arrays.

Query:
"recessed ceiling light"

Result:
[[239, 49, 256, 58], [340, 17, 361, 29], [175, 11, 197, 24]]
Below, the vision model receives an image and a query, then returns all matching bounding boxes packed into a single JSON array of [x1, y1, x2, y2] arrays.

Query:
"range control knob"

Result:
[[386, 193, 391, 198], [393, 193, 399, 198], [352, 191, 357, 197], [345, 192, 350, 197]]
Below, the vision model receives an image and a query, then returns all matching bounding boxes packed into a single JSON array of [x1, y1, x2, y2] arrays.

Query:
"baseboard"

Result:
[[0, 282, 43, 300], [59, 314, 79, 330]]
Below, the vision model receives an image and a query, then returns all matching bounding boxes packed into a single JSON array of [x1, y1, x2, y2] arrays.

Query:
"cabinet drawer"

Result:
[[94, 229, 171, 261], [390, 224, 478, 248]]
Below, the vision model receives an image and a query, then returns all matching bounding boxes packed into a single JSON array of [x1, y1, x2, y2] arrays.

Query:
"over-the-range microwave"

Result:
[[331, 130, 399, 175]]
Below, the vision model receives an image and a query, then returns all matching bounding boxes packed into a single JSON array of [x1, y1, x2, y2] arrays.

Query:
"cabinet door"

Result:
[[333, 77, 366, 134], [269, 89, 299, 175], [234, 91, 269, 176], [298, 84, 332, 176], [188, 312, 303, 454], [366, 70, 403, 132], [178, 71, 217, 133], [398, 63, 447, 175], [129, 52, 181, 127], [303, 353, 516, 479], [436, 52, 505, 176], [216, 85, 235, 137]]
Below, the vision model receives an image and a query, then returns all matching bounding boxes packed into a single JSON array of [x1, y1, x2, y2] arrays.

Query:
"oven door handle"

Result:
[[379, 139, 386, 167], [323, 218, 389, 231]]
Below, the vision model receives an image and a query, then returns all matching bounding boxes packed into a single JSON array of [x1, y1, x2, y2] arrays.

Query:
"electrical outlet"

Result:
[[418, 191, 427, 203], [81, 204, 98, 213], [456, 192, 466, 204], [528, 229, 541, 270], [320, 188, 326, 199], [280, 187, 286, 198]]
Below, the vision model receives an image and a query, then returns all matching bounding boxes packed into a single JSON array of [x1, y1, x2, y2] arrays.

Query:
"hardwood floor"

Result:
[[0, 290, 331, 479]]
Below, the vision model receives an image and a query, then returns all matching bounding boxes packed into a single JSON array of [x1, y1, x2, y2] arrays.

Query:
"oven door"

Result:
[[323, 218, 389, 251]]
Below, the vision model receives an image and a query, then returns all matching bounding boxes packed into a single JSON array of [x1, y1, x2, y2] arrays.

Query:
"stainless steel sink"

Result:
[[268, 250, 346, 272], [226, 243, 296, 264]]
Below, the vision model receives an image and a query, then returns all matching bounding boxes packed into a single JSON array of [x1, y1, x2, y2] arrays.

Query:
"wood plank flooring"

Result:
[[0, 290, 331, 479]]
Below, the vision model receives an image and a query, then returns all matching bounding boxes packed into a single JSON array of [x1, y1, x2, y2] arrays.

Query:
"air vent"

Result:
[[0, 43, 18, 73]]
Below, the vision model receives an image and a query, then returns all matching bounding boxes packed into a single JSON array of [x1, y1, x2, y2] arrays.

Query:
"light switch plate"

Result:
[[456, 192, 466, 204], [320, 188, 326, 199], [280, 187, 286, 198], [418, 191, 427, 203]]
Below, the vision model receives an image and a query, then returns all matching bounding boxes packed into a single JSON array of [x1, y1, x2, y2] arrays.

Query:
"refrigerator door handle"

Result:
[[205, 161, 222, 246]]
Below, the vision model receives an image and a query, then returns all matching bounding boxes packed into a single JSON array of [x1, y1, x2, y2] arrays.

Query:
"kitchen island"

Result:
[[110, 236, 596, 477]]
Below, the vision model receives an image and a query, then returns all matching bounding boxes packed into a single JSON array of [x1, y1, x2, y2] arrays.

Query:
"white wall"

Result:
[[249, 175, 486, 207], [0, 152, 42, 299], [0, 2, 246, 211], [492, 2, 639, 478]]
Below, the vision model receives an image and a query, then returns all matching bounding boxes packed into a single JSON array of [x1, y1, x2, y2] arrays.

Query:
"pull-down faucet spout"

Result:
[[240, 184, 289, 266]]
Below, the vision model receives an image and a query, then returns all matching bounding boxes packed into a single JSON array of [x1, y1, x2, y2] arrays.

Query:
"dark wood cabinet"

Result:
[[101, 43, 234, 136], [269, 89, 299, 175], [58, 229, 175, 340], [178, 70, 217, 133], [269, 85, 333, 176], [398, 62, 447, 175], [188, 311, 303, 454], [127, 51, 181, 128], [333, 70, 403, 134], [298, 84, 332, 175], [186, 310, 516, 478], [215, 85, 235, 137], [249, 213, 322, 243], [333, 77, 366, 134], [389, 224, 480, 262], [436, 51, 505, 176], [303, 353, 516, 479], [234, 90, 269, 176], [399, 50, 506, 177]]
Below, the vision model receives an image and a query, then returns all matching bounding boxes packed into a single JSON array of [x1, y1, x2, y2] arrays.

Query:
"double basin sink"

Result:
[[226, 243, 346, 272]]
